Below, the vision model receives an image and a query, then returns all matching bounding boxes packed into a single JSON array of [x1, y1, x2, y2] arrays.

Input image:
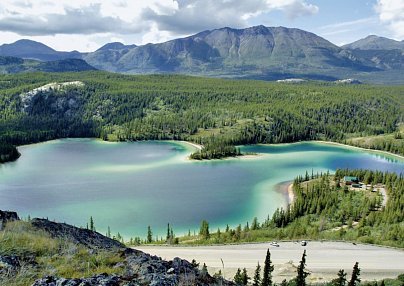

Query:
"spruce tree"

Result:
[[147, 225, 153, 243], [89, 216, 95, 231], [296, 250, 309, 286], [166, 223, 171, 242], [333, 269, 347, 286], [199, 220, 210, 240], [234, 268, 243, 284], [253, 262, 261, 286], [262, 249, 274, 286], [348, 262, 360, 286], [241, 268, 250, 285]]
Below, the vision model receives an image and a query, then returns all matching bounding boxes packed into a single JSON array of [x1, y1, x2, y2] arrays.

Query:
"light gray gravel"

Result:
[[136, 241, 404, 283]]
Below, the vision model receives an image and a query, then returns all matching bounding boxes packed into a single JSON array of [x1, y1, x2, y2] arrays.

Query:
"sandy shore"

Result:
[[181, 141, 203, 151], [275, 181, 295, 205], [287, 183, 295, 204], [136, 241, 404, 283]]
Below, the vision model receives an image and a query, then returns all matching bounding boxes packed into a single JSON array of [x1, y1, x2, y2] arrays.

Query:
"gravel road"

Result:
[[136, 241, 404, 282]]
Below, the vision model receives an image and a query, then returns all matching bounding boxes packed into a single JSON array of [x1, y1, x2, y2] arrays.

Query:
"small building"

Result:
[[343, 176, 359, 185]]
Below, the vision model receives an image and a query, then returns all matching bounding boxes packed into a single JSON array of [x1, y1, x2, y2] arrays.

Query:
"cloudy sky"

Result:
[[0, 0, 402, 52]]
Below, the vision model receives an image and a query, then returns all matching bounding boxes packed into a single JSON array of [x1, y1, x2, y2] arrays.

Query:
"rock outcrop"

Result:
[[0, 210, 19, 230], [1, 211, 233, 285], [31, 218, 125, 250], [0, 255, 21, 276]]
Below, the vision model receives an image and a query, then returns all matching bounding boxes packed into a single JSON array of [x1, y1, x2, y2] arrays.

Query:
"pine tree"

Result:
[[252, 217, 259, 230], [332, 269, 347, 286], [234, 268, 243, 285], [147, 225, 153, 243], [262, 249, 274, 286], [89, 216, 95, 231], [241, 268, 250, 285], [199, 220, 210, 240], [253, 262, 261, 286], [348, 262, 360, 286], [296, 250, 309, 286], [166, 223, 171, 242]]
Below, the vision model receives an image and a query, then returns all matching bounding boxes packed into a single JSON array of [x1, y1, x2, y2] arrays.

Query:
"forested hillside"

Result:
[[0, 71, 403, 161], [170, 169, 404, 248]]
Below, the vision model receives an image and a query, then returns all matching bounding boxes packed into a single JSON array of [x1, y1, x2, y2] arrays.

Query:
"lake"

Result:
[[0, 139, 403, 239]]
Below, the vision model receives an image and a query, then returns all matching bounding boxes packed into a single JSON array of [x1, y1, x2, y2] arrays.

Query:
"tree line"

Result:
[[0, 71, 403, 162]]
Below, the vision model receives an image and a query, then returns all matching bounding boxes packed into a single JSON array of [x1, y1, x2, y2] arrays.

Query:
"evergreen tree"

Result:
[[147, 225, 153, 243], [253, 262, 261, 286], [296, 250, 309, 286], [166, 223, 171, 242], [199, 220, 210, 240], [262, 249, 274, 286], [241, 268, 250, 285], [332, 269, 347, 286], [252, 217, 259, 230], [89, 216, 95, 231], [234, 268, 243, 285], [348, 262, 361, 286]]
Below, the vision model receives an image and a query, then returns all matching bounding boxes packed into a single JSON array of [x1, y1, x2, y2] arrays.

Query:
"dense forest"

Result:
[[0, 71, 403, 162], [151, 169, 403, 248]]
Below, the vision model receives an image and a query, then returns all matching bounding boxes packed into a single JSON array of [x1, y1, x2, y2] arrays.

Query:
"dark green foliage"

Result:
[[0, 142, 20, 163], [253, 262, 261, 286], [147, 226, 153, 243], [262, 249, 274, 286], [348, 262, 361, 286], [242, 268, 250, 285], [199, 220, 210, 240], [0, 72, 403, 163], [296, 250, 309, 286], [234, 268, 243, 285], [89, 216, 95, 232], [333, 269, 347, 286], [234, 268, 250, 285]]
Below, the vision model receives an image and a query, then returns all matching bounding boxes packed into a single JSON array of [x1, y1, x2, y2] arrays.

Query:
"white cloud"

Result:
[[266, 0, 319, 19], [0, 3, 143, 36], [140, 0, 319, 34], [375, 0, 404, 39], [0, 0, 319, 51]]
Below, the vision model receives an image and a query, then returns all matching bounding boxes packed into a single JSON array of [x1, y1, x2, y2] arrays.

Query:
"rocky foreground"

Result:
[[0, 210, 233, 286]]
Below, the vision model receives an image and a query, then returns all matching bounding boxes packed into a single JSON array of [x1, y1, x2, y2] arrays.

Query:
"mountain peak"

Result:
[[96, 42, 136, 52], [343, 35, 404, 50]]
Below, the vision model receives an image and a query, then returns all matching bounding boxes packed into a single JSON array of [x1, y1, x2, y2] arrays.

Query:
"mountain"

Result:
[[82, 25, 376, 79], [1, 27, 404, 83], [343, 35, 404, 50], [96, 42, 136, 51], [0, 56, 97, 73], [342, 35, 404, 71], [0, 39, 81, 61]]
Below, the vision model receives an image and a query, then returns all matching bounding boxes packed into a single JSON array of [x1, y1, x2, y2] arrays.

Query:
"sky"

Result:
[[0, 0, 402, 52]]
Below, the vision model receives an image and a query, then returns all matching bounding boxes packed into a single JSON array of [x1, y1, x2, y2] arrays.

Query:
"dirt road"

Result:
[[136, 241, 404, 282]]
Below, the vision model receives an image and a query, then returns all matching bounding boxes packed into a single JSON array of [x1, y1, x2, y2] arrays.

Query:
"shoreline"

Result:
[[14, 138, 404, 162], [314, 140, 404, 160], [275, 181, 295, 205]]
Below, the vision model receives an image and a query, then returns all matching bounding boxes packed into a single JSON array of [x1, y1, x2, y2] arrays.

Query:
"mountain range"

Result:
[[0, 26, 403, 83]]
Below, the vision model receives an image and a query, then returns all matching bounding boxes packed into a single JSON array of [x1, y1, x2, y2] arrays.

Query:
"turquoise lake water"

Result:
[[0, 139, 403, 239]]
